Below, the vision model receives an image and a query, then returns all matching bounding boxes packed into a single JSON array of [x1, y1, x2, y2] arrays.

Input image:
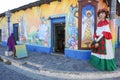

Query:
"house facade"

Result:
[[0, 0, 119, 60]]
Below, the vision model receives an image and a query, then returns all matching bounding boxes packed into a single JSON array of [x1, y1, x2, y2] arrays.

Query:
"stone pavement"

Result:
[[0, 62, 35, 80], [0, 45, 120, 80]]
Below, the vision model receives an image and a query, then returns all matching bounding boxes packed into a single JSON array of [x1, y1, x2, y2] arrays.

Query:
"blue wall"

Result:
[[26, 44, 51, 54], [65, 49, 91, 60], [1, 41, 51, 54], [1, 41, 91, 60], [115, 42, 119, 48], [1, 41, 7, 46]]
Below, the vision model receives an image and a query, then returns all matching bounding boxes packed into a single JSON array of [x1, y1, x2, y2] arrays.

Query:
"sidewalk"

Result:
[[0, 45, 120, 79]]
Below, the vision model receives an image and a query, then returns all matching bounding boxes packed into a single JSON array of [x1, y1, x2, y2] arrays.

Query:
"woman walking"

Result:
[[7, 33, 16, 57]]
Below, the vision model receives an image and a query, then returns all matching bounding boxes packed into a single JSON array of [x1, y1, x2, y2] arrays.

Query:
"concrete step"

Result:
[[0, 55, 25, 65], [10, 61, 120, 79], [22, 62, 40, 71]]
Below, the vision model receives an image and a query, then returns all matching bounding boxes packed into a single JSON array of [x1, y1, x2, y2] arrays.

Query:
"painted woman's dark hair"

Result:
[[97, 9, 109, 19]]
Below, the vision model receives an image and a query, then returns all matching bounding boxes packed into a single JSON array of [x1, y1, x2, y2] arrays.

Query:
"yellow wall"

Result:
[[0, 0, 78, 48], [0, 0, 117, 50]]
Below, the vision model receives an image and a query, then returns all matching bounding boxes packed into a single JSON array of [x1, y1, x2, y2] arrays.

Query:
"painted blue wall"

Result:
[[26, 44, 51, 54], [1, 41, 91, 60], [115, 27, 120, 48], [115, 42, 119, 48], [1, 41, 7, 46], [1, 41, 51, 54], [65, 48, 91, 60], [50, 17, 65, 23]]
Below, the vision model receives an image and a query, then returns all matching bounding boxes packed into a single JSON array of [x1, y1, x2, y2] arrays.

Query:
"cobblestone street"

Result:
[[0, 45, 120, 80], [1, 62, 120, 80], [0, 61, 69, 80], [0, 62, 35, 80]]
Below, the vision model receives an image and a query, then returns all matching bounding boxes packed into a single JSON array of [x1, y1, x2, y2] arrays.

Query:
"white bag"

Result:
[[9, 51, 14, 56], [5, 51, 9, 56], [5, 51, 13, 56]]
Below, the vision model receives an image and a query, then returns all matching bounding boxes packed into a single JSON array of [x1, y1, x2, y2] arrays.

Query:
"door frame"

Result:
[[13, 23, 19, 41], [50, 17, 65, 53]]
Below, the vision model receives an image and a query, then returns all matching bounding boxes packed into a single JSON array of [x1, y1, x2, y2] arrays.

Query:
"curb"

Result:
[[0, 55, 120, 79]]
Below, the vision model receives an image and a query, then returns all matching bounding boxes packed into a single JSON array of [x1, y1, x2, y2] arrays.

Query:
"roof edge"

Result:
[[0, 0, 61, 17]]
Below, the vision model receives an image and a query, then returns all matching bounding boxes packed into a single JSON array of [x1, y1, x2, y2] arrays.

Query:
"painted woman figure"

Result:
[[82, 10, 94, 48], [90, 9, 116, 71]]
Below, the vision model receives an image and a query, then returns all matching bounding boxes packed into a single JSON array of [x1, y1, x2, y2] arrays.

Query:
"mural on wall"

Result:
[[0, 0, 116, 51], [38, 17, 49, 46], [67, 4, 78, 49], [33, 17, 49, 46], [0, 17, 9, 42], [19, 16, 28, 43], [19, 16, 50, 47], [0, 0, 78, 49], [2, 24, 8, 42], [81, 4, 95, 48]]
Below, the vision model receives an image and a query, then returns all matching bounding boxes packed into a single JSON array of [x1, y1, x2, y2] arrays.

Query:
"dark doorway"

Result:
[[0, 29, 1, 42], [53, 22, 65, 53], [13, 23, 19, 41]]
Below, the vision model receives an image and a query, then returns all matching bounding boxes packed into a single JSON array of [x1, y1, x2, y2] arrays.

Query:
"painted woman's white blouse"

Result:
[[96, 24, 111, 36]]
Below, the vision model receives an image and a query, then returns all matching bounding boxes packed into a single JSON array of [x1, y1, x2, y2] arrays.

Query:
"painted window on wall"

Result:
[[81, 4, 95, 48]]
